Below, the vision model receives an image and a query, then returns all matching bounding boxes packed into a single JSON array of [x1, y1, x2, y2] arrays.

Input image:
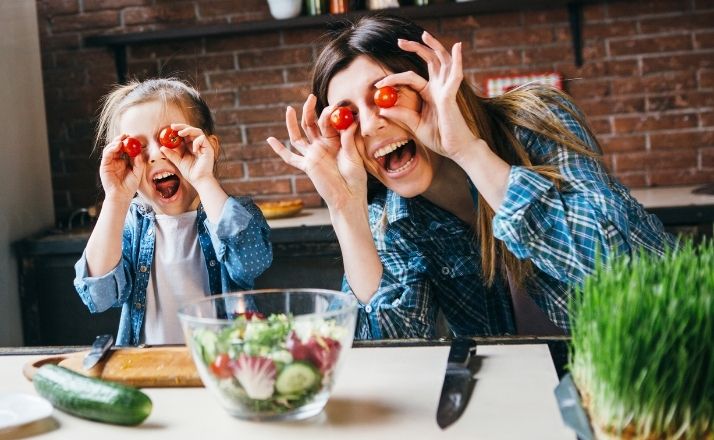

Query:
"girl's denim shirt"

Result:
[[74, 196, 272, 346]]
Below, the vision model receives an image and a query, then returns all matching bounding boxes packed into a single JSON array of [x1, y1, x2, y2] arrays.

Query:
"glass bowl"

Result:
[[178, 289, 357, 421]]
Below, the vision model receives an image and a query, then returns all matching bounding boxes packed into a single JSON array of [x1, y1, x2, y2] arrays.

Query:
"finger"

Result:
[[285, 106, 309, 151], [161, 146, 182, 166], [376, 71, 428, 96], [339, 119, 363, 163], [301, 94, 321, 143], [445, 42, 464, 92], [103, 135, 126, 160], [317, 105, 340, 146], [266, 137, 305, 171], [398, 38, 440, 78], [175, 125, 203, 141], [421, 31, 452, 75], [192, 134, 208, 155]]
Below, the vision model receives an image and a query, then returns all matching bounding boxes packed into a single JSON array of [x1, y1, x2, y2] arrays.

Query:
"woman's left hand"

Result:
[[161, 123, 219, 186], [376, 32, 479, 161]]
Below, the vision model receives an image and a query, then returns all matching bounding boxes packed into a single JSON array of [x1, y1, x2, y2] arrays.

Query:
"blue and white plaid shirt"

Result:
[[344, 103, 677, 340]]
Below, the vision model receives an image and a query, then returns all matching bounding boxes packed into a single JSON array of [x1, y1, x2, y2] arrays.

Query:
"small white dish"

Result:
[[0, 392, 53, 430]]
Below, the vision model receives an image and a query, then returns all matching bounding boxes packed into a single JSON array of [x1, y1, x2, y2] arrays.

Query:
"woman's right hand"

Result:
[[267, 94, 367, 211], [99, 134, 145, 202]]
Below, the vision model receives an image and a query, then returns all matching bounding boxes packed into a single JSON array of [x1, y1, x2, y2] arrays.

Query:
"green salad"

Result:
[[192, 312, 346, 413]]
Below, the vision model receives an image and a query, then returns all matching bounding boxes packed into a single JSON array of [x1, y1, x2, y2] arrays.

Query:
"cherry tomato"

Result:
[[329, 107, 354, 131], [210, 353, 233, 379], [374, 86, 398, 108], [159, 127, 182, 149], [121, 137, 142, 158]]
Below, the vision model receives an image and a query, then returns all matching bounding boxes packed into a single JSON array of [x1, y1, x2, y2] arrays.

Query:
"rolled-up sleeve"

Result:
[[342, 255, 437, 340], [203, 197, 272, 288], [74, 249, 131, 313]]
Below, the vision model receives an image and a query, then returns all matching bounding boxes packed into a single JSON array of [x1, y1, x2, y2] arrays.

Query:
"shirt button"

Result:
[[134, 302, 142, 309], [140, 266, 147, 272], [429, 221, 440, 231], [147, 228, 153, 236], [209, 260, 217, 267], [365, 305, 373, 313], [441, 266, 450, 276]]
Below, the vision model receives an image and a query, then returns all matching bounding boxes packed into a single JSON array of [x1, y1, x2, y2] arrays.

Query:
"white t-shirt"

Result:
[[143, 211, 210, 345]]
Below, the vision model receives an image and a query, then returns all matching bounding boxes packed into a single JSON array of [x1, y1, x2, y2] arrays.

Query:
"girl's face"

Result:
[[327, 55, 440, 198], [118, 100, 199, 215]]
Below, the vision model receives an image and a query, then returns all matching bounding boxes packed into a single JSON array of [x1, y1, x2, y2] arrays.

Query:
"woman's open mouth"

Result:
[[153, 172, 180, 199], [374, 139, 417, 174]]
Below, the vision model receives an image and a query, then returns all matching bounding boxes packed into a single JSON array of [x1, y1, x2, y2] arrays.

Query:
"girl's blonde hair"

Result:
[[312, 15, 602, 288], [95, 78, 215, 152]]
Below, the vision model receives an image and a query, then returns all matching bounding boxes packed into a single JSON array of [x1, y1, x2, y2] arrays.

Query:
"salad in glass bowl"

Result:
[[178, 289, 357, 421]]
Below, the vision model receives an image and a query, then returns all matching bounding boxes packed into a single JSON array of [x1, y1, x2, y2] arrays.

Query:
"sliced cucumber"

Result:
[[33, 364, 152, 426], [275, 362, 320, 395]]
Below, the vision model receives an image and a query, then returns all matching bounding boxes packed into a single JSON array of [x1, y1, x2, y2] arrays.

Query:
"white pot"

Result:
[[266, 0, 302, 19]]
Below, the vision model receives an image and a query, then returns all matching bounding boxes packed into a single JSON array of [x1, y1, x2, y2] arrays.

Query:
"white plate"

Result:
[[0, 392, 53, 430]]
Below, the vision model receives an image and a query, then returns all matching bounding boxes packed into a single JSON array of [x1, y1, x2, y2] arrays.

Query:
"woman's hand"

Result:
[[99, 134, 145, 202], [375, 32, 479, 161], [266, 94, 368, 211], [161, 123, 218, 187]]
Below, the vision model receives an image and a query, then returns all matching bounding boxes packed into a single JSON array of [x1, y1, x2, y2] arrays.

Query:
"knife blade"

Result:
[[83, 334, 114, 370], [436, 337, 478, 429]]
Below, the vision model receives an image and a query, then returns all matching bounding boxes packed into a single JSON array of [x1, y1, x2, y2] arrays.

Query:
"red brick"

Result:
[[202, 91, 236, 109], [295, 176, 315, 193], [601, 135, 647, 153], [607, 0, 689, 18], [39, 33, 81, 51], [582, 3, 607, 21], [225, 143, 279, 161], [612, 72, 696, 96], [205, 33, 281, 53], [37, 0, 79, 17], [583, 21, 639, 40], [247, 160, 298, 177], [695, 30, 714, 49], [640, 13, 714, 34], [609, 35, 692, 57], [215, 126, 242, 144], [615, 149, 698, 172], [238, 47, 313, 69], [285, 66, 312, 84], [50, 11, 119, 33], [701, 147, 714, 168], [216, 160, 245, 179], [215, 107, 285, 125], [474, 28, 554, 48], [588, 118, 612, 136], [440, 13, 521, 31], [246, 125, 288, 144], [468, 49, 521, 69], [160, 54, 236, 76], [123, 4, 197, 26], [701, 69, 714, 88], [649, 169, 714, 186], [566, 79, 612, 99], [239, 85, 308, 106], [209, 69, 283, 90], [198, 0, 267, 17], [84, 0, 148, 11], [521, 44, 573, 65], [701, 111, 714, 127], [299, 193, 323, 208], [127, 60, 160, 79], [650, 131, 711, 150], [525, 9, 568, 25], [613, 172, 648, 188], [614, 113, 698, 134], [642, 54, 714, 74], [222, 179, 292, 195], [648, 91, 714, 112], [281, 28, 329, 46], [54, 50, 115, 69], [130, 40, 202, 59]]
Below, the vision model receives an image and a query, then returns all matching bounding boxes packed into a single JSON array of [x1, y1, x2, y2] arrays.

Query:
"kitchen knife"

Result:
[[83, 334, 114, 370], [436, 337, 478, 429]]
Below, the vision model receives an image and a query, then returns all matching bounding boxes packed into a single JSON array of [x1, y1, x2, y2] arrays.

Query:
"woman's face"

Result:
[[327, 55, 440, 198]]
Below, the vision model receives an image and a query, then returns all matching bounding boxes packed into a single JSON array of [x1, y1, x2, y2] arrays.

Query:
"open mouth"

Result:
[[374, 139, 417, 174], [153, 172, 180, 199]]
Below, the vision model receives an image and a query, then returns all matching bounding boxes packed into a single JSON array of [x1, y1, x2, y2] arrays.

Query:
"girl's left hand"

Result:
[[161, 123, 218, 186], [375, 32, 479, 161]]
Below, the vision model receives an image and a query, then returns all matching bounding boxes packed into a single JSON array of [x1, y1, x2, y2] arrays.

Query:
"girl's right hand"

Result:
[[267, 94, 367, 211], [99, 134, 145, 202]]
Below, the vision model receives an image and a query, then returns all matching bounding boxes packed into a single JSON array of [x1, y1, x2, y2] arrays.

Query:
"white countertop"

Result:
[[269, 185, 714, 230], [0, 345, 572, 439]]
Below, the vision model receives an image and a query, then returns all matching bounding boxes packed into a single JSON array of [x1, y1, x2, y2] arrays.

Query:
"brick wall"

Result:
[[36, 0, 714, 224]]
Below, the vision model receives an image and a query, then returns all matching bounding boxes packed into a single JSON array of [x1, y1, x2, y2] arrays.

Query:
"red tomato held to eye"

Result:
[[330, 107, 354, 131], [159, 127, 182, 149], [374, 86, 398, 108], [121, 137, 142, 158]]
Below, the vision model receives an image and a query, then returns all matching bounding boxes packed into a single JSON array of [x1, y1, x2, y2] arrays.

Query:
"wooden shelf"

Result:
[[84, 0, 593, 82]]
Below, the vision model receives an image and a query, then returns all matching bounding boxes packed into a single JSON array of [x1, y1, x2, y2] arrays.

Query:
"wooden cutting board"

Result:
[[23, 347, 202, 387]]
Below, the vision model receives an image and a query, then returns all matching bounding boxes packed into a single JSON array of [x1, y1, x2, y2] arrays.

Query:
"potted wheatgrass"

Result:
[[567, 239, 713, 439]]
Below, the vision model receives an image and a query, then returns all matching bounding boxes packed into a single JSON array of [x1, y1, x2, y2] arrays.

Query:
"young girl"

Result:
[[266, 16, 676, 340], [75, 78, 272, 346]]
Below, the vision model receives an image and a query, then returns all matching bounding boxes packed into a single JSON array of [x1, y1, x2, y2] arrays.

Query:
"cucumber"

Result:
[[275, 362, 319, 395], [33, 364, 152, 426]]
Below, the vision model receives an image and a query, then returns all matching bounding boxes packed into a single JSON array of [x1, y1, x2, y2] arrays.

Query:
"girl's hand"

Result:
[[161, 123, 218, 187], [376, 32, 478, 161], [99, 134, 145, 202], [266, 94, 367, 211]]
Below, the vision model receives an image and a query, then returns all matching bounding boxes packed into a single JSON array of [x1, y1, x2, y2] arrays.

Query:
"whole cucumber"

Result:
[[33, 364, 152, 425]]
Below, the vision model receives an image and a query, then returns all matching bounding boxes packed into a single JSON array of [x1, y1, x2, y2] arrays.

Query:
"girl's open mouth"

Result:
[[375, 139, 417, 174], [153, 172, 180, 199]]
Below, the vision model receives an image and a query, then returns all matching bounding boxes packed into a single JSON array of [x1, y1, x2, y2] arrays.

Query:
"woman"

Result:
[[266, 15, 675, 340]]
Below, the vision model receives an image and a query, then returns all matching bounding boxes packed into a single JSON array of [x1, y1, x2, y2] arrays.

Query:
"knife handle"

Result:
[[448, 338, 476, 365]]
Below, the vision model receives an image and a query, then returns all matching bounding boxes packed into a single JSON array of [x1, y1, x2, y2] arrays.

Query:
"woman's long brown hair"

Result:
[[311, 15, 602, 288]]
